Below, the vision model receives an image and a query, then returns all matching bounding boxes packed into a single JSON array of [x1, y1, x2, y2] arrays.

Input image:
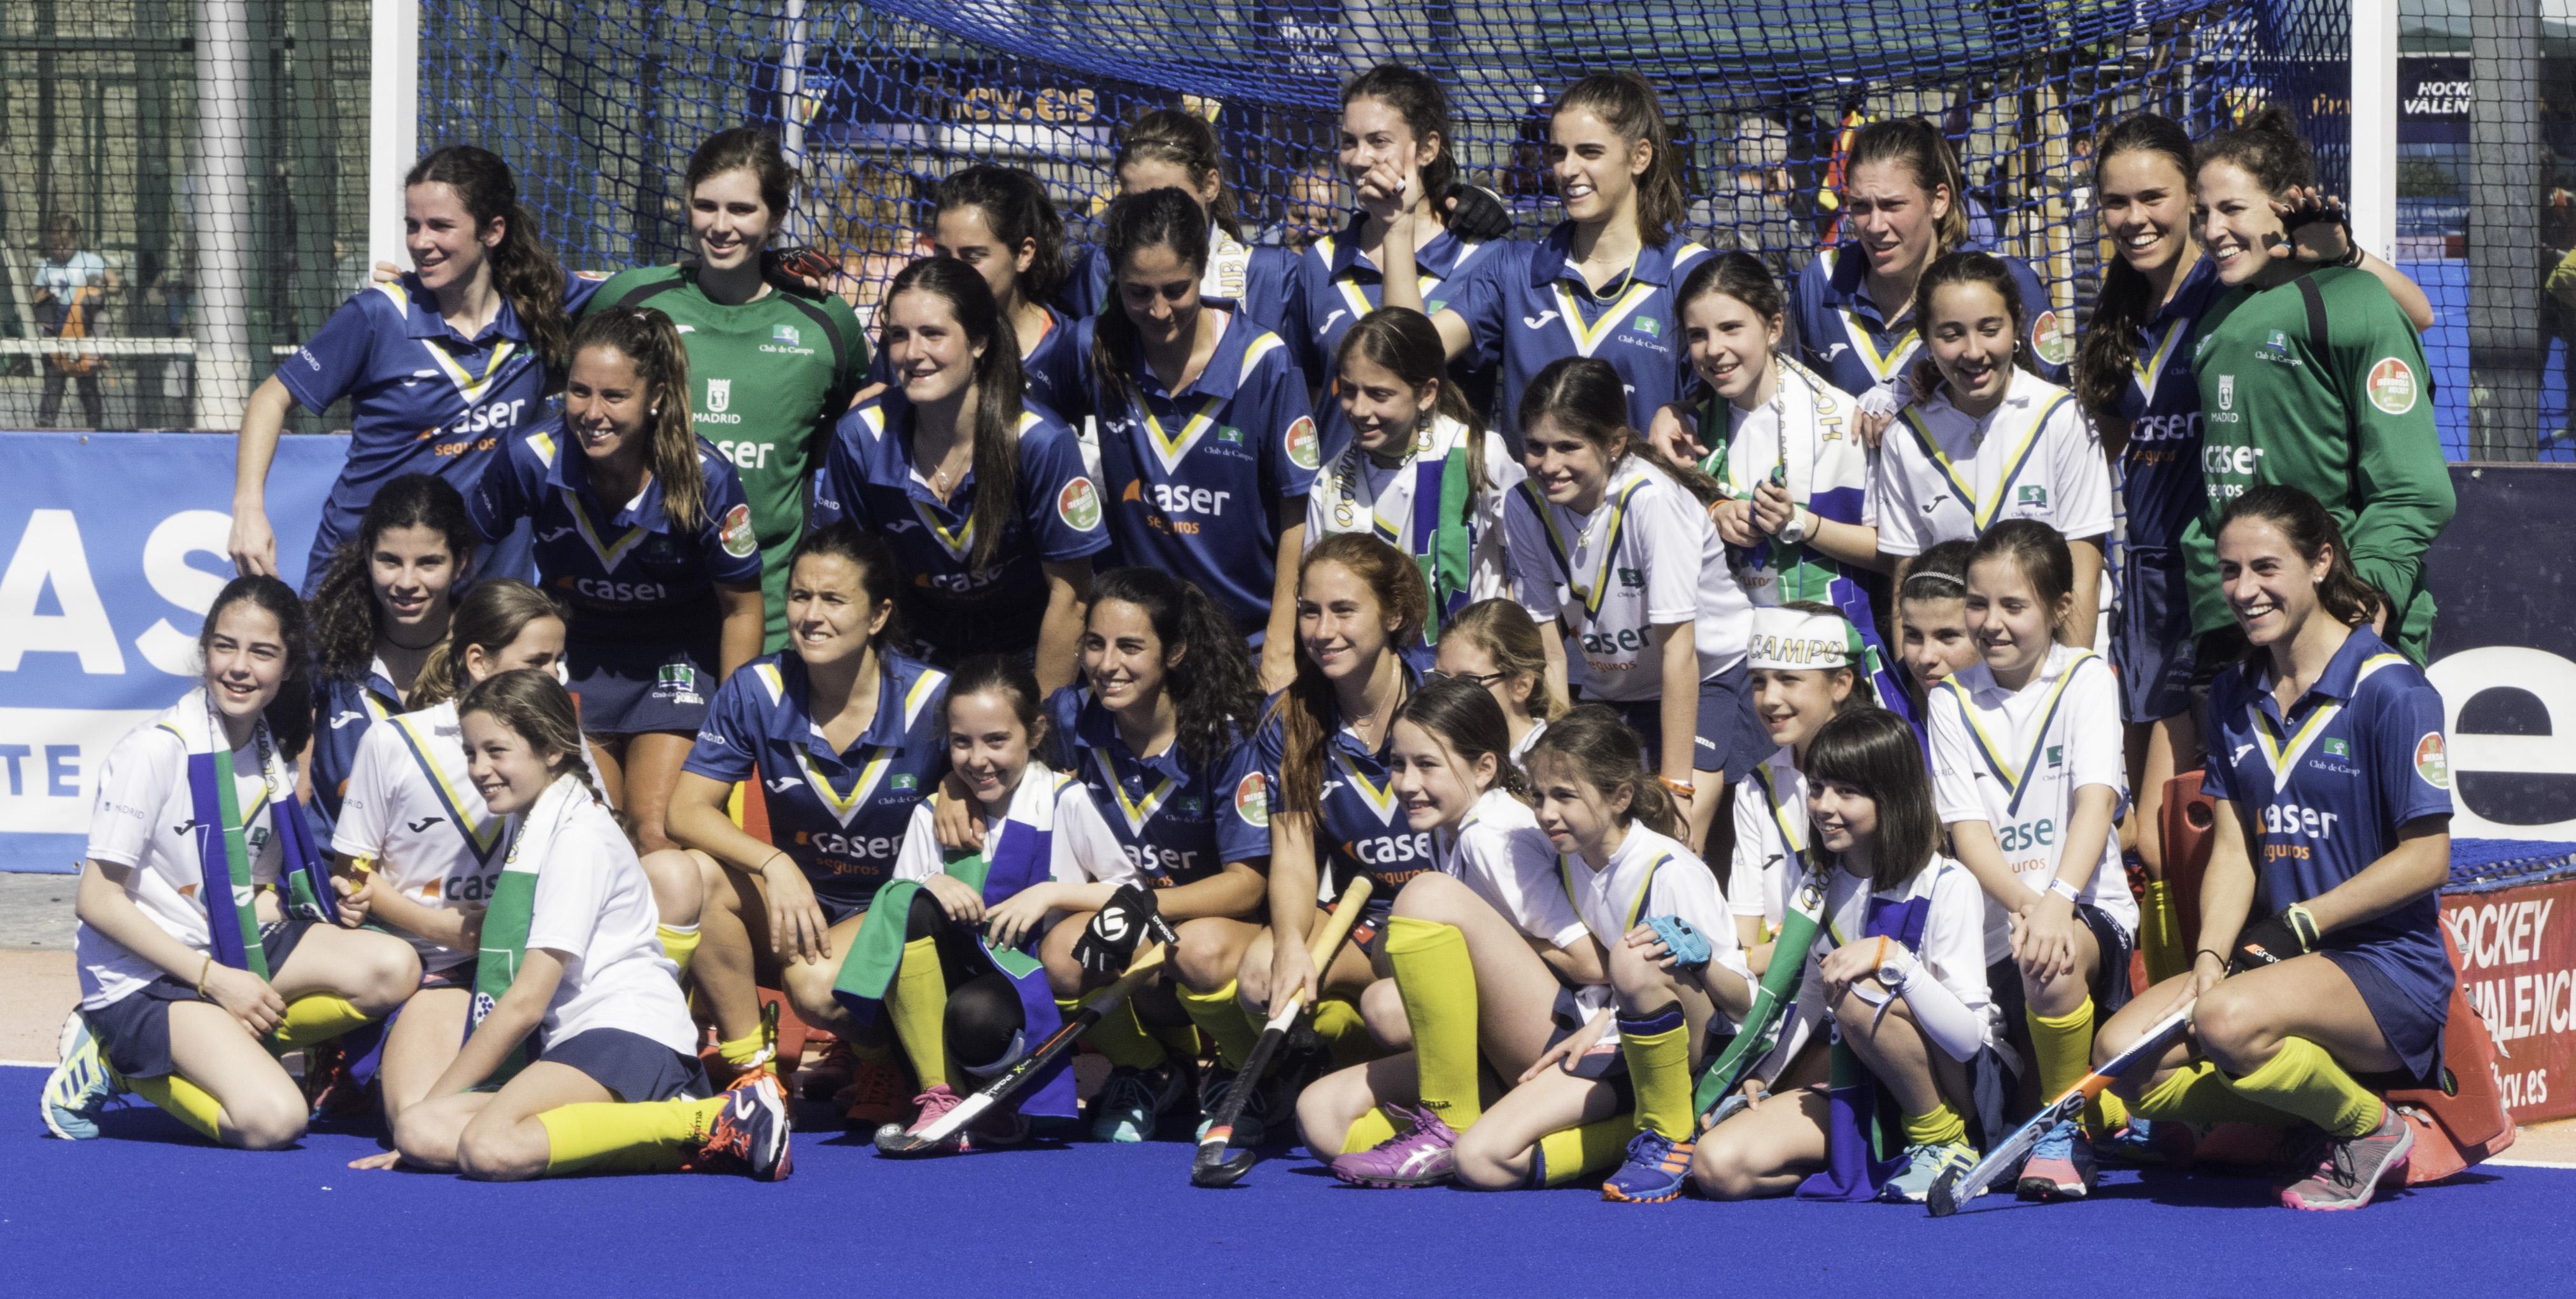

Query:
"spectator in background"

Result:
[[34, 213, 117, 428], [2540, 155, 2576, 442], [1262, 164, 1342, 251], [1695, 113, 1822, 277], [826, 160, 931, 332]]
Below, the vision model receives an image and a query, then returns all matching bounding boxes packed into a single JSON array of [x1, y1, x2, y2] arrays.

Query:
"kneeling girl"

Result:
[[388, 669, 791, 1181], [1449, 706, 1752, 1203]]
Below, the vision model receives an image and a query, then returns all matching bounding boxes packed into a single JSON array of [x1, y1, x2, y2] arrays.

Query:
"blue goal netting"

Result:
[[410, 0, 2565, 459]]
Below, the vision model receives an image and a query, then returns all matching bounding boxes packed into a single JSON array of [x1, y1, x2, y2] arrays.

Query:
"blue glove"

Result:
[[1645, 915, 1711, 974]]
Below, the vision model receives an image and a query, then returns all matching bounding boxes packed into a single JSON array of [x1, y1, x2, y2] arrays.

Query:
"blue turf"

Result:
[[3, 1068, 2571, 1296]]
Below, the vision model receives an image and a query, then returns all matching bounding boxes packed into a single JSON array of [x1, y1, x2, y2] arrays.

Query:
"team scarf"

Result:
[[161, 688, 336, 977], [1796, 887, 1932, 1202], [469, 771, 589, 1086], [1693, 854, 1827, 1117], [833, 767, 1083, 1118], [1318, 416, 1477, 635]]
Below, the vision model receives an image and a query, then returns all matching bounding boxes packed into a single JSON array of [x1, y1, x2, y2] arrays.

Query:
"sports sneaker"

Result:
[[2016, 1120, 2097, 1200], [1879, 1141, 1978, 1204], [1329, 1104, 1460, 1188], [2098, 1115, 2186, 1167], [1091, 1064, 1182, 1143], [840, 1057, 914, 1128], [2279, 1106, 2412, 1211], [878, 1084, 1031, 1155], [42, 1010, 118, 1141], [800, 1038, 857, 1102], [1601, 1128, 1696, 1203], [1193, 1067, 1271, 1148], [693, 1075, 793, 1181]]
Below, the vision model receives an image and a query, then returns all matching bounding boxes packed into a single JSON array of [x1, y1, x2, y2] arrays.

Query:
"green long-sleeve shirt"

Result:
[[2180, 267, 2454, 662]]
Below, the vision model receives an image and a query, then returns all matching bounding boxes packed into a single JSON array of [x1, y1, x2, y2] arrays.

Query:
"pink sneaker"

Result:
[[874, 1084, 1028, 1155], [1329, 1104, 1461, 1188]]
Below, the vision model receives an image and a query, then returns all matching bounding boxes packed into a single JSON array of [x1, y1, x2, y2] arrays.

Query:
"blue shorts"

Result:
[[87, 916, 311, 1080], [1608, 659, 1765, 784], [567, 635, 716, 736], [536, 1028, 710, 1102], [2325, 945, 2450, 1085], [2114, 547, 2197, 724]]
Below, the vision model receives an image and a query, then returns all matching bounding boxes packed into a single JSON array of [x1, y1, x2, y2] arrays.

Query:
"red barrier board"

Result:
[[2444, 876, 2576, 1122]]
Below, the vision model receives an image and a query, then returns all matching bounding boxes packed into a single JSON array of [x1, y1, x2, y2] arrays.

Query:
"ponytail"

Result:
[[413, 578, 562, 708], [406, 146, 571, 374], [1846, 118, 1970, 256], [1525, 705, 1682, 839], [1117, 109, 1242, 241], [1555, 72, 1687, 245], [569, 306, 707, 531]]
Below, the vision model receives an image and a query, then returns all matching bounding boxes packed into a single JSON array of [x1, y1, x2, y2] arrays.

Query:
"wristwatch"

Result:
[[1876, 948, 1913, 992], [1775, 505, 1813, 546]]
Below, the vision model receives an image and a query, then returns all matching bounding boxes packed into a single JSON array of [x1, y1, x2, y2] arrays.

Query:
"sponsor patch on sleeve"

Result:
[[2414, 733, 2450, 789], [719, 503, 758, 558], [1058, 477, 1103, 532], [1285, 416, 1321, 472], [2367, 357, 2419, 416], [1234, 771, 1270, 828], [2032, 309, 2071, 367]]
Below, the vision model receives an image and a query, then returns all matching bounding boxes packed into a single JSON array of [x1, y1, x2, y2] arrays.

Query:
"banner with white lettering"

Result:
[[0, 432, 343, 871]]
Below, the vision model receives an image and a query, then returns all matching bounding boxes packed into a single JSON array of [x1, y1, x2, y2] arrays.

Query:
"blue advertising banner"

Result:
[[0, 432, 345, 871]]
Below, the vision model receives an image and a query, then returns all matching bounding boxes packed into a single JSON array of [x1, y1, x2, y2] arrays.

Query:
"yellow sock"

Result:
[[2096, 1088, 2130, 1134], [2139, 881, 2185, 984], [1617, 1005, 1694, 1141], [1151, 1021, 1202, 1060], [1532, 1114, 1633, 1188], [127, 1072, 223, 1142], [717, 1031, 770, 1070], [1388, 916, 1482, 1130], [2030, 997, 2118, 1130], [1179, 981, 1261, 1070], [656, 923, 701, 976], [886, 937, 951, 1092], [1340, 1106, 1399, 1155], [537, 1095, 727, 1176], [272, 995, 373, 1050], [2134, 1062, 2303, 1127], [1311, 998, 1378, 1069], [1068, 996, 1166, 1071], [2216, 1037, 2384, 1138], [1902, 1101, 1969, 1150]]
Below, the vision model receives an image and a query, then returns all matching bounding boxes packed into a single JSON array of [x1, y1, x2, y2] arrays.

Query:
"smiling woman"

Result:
[[579, 129, 871, 655]]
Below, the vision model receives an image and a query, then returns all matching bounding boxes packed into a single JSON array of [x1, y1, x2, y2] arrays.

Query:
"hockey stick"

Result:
[[874, 913, 1180, 1156], [1190, 875, 1375, 1188], [1927, 998, 2195, 1216]]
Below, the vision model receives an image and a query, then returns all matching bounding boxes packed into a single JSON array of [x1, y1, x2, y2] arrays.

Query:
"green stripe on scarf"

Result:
[[1693, 876, 1825, 1117], [208, 740, 269, 980], [1422, 442, 1473, 640], [832, 849, 1044, 1015]]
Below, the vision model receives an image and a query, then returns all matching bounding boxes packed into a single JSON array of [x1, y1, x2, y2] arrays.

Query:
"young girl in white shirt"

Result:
[[1297, 677, 1607, 1188], [47, 577, 417, 1148], [1929, 519, 2137, 1200], [1690, 706, 2006, 1205], [386, 669, 788, 1181]]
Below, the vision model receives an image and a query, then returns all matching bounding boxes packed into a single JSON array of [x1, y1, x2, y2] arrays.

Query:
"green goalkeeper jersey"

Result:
[[579, 266, 868, 651], [2181, 266, 2453, 662]]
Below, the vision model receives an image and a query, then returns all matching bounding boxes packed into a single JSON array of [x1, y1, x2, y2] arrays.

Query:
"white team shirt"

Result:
[[1727, 746, 1808, 929], [1504, 456, 1752, 702], [896, 764, 1138, 930], [332, 701, 506, 970], [1704, 360, 1879, 602], [1510, 718, 1549, 768], [1873, 367, 2112, 557], [76, 694, 287, 1009], [1557, 822, 1751, 1013], [1782, 855, 1999, 1057], [1928, 643, 2139, 960], [1306, 414, 1524, 604], [1443, 789, 1587, 950], [520, 790, 696, 1054]]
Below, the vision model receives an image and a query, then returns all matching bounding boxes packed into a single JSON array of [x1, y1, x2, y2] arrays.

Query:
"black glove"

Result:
[[2230, 904, 2321, 972], [1443, 182, 1514, 242], [1073, 883, 1163, 977]]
